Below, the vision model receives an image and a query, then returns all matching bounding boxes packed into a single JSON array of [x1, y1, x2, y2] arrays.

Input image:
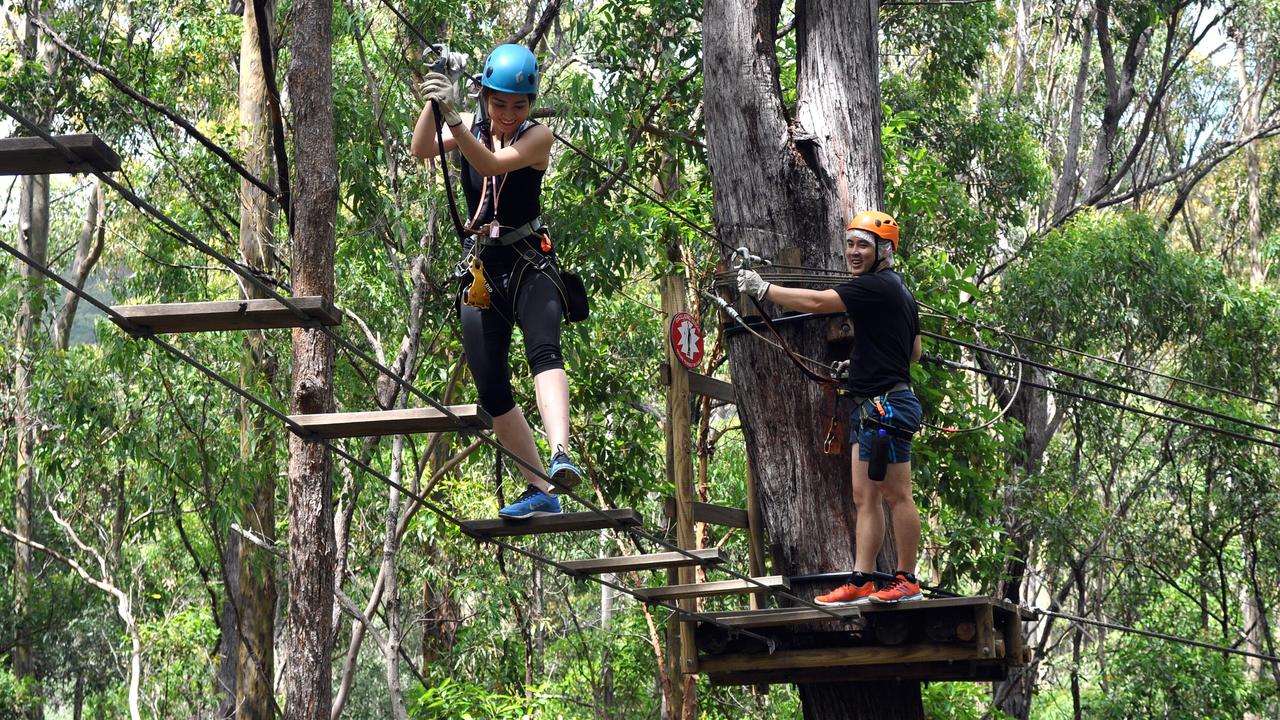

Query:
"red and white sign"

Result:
[[669, 312, 704, 369]]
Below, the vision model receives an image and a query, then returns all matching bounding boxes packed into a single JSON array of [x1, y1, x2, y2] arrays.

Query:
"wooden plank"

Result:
[[664, 498, 750, 529], [460, 509, 642, 538], [0, 134, 122, 175], [699, 638, 1006, 675], [706, 660, 1009, 686], [111, 296, 343, 334], [1001, 604, 1027, 667], [559, 548, 726, 575], [635, 575, 790, 602], [855, 595, 1001, 614], [659, 363, 737, 404], [289, 404, 492, 439], [700, 606, 861, 629]]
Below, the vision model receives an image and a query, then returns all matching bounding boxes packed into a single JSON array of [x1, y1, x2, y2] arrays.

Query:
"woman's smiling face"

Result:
[[486, 91, 532, 136]]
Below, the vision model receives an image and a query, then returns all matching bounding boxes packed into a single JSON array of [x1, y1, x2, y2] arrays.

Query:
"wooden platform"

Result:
[[700, 606, 861, 629], [559, 548, 726, 575], [663, 498, 749, 528], [695, 596, 1027, 685], [289, 405, 492, 439], [0, 134, 122, 175], [635, 575, 789, 602], [110, 297, 342, 334], [460, 509, 643, 538]]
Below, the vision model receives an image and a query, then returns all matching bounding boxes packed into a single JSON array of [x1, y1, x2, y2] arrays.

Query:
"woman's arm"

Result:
[[410, 106, 472, 160], [451, 122, 553, 176]]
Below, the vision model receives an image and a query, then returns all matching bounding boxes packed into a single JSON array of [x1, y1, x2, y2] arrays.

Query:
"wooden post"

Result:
[[662, 271, 698, 678], [745, 462, 766, 611]]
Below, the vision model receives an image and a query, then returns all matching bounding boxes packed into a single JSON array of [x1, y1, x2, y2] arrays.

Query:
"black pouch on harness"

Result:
[[868, 428, 890, 482], [559, 270, 589, 323]]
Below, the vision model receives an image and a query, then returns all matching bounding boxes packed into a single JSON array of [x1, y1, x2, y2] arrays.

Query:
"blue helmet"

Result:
[[481, 44, 539, 95]]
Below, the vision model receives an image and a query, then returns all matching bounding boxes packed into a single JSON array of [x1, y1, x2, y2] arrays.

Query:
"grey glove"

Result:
[[421, 72, 462, 127], [736, 268, 770, 301]]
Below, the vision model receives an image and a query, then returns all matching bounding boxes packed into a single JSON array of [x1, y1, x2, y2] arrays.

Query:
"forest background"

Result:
[[1, 0, 1278, 715]]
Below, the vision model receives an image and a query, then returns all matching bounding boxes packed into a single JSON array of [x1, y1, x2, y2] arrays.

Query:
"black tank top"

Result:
[[460, 118, 544, 226]]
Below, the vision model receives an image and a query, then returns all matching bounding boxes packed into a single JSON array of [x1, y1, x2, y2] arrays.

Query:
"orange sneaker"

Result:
[[869, 571, 922, 603], [815, 580, 876, 606]]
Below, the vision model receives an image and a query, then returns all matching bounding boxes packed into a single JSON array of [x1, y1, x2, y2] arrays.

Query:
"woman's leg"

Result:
[[460, 299, 552, 493], [534, 369, 570, 452], [517, 271, 571, 451]]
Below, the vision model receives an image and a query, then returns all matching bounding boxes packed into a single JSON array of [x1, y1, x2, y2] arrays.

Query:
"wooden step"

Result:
[[700, 606, 861, 629], [110, 297, 342, 334], [289, 404, 492, 439], [460, 509, 643, 538], [664, 498, 749, 528], [634, 575, 790, 602], [0, 134, 122, 175], [560, 548, 727, 575], [699, 638, 1006, 677]]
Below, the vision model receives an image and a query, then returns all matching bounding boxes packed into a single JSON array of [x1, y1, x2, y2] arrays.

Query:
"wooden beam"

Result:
[[664, 498, 750, 529], [460, 509, 642, 538], [0, 134, 122, 175], [854, 595, 1005, 614], [659, 362, 737, 404], [699, 638, 1006, 675], [663, 272, 699, 676], [559, 548, 726, 575], [635, 575, 789, 602], [110, 296, 342, 334], [700, 606, 861, 629], [288, 404, 492, 439], [705, 660, 1009, 686]]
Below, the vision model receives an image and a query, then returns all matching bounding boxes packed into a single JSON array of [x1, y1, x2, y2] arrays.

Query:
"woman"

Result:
[[411, 44, 581, 518]]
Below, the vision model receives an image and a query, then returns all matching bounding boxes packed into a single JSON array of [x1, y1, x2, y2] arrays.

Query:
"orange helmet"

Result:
[[847, 211, 900, 250]]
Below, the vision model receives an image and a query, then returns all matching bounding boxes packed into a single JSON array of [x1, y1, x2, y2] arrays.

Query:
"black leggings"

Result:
[[460, 266, 565, 416]]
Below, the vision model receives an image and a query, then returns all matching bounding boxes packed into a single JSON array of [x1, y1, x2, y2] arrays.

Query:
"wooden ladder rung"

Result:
[[0, 134, 122, 175], [460, 509, 643, 538], [700, 606, 861, 629], [560, 548, 726, 575], [635, 575, 789, 602], [110, 297, 342, 334], [289, 404, 492, 439], [663, 498, 749, 528]]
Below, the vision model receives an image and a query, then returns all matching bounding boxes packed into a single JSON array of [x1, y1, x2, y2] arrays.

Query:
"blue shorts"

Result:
[[849, 389, 922, 463]]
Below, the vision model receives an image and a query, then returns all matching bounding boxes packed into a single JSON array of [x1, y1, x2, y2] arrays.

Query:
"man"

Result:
[[737, 210, 924, 604]]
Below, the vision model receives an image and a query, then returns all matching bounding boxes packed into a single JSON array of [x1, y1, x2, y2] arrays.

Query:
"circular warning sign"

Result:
[[670, 312, 704, 369]]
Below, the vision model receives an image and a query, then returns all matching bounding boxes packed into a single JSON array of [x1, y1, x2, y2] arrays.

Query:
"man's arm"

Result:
[[911, 334, 922, 363], [763, 285, 846, 314]]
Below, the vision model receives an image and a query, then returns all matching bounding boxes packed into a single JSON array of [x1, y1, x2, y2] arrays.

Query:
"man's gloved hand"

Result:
[[832, 360, 850, 379], [421, 72, 462, 127], [736, 268, 770, 301]]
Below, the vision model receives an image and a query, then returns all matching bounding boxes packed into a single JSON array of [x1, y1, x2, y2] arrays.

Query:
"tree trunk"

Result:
[[52, 182, 105, 351], [704, 0, 921, 716], [1050, 11, 1094, 223], [12, 19, 55, 718], [1082, 0, 1150, 202], [234, 0, 280, 714], [284, 0, 338, 710]]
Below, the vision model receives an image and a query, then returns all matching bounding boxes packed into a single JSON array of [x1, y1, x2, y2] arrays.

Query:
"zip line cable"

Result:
[[923, 330, 1280, 440], [30, 15, 281, 204], [3, 110, 855, 627], [0, 236, 793, 648], [1033, 607, 1280, 666], [919, 300, 1280, 411], [924, 354, 1280, 450]]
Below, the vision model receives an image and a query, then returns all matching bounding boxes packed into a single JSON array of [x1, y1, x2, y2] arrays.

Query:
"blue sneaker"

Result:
[[498, 485, 562, 519], [548, 447, 583, 489]]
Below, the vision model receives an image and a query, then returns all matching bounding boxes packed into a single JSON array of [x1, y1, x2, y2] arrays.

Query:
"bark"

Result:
[[704, 0, 919, 716], [52, 182, 105, 351], [1051, 11, 1094, 223], [12, 18, 55, 716], [1233, 31, 1265, 287], [284, 0, 338, 710], [234, 0, 280, 715], [381, 434, 409, 720], [215, 533, 241, 719]]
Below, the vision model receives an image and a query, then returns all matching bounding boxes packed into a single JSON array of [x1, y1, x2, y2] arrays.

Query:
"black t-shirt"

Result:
[[833, 270, 919, 397]]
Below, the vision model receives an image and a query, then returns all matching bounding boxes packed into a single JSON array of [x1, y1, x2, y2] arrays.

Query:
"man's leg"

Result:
[[851, 457, 884, 573], [879, 460, 919, 574]]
